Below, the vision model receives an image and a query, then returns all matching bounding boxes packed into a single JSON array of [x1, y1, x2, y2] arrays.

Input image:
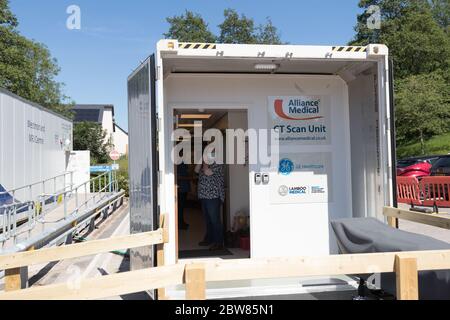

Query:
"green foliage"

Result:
[[395, 72, 450, 154], [73, 122, 112, 165], [0, 0, 16, 27], [430, 0, 450, 30], [350, 0, 450, 157], [109, 156, 129, 197], [164, 10, 216, 43], [351, 0, 450, 79], [164, 9, 282, 44], [218, 9, 282, 44], [256, 17, 282, 45], [0, 0, 73, 118], [218, 9, 257, 44], [397, 133, 450, 158]]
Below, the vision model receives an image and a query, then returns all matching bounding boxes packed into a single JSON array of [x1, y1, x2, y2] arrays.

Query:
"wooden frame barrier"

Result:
[[383, 206, 450, 230], [2, 209, 450, 300], [1, 249, 450, 300], [1, 213, 170, 293]]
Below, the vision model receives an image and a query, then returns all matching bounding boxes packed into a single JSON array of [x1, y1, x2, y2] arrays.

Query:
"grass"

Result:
[[397, 133, 450, 159]]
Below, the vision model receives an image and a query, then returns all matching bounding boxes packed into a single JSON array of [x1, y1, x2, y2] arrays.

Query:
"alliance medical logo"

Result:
[[274, 98, 324, 121]]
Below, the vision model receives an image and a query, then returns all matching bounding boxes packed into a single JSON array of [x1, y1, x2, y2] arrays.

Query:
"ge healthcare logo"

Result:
[[278, 185, 289, 197], [279, 158, 294, 176]]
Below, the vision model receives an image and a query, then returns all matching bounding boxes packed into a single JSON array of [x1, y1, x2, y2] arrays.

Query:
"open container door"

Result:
[[127, 54, 159, 299]]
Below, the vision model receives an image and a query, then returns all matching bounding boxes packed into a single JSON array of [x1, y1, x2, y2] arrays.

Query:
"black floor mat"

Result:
[[179, 248, 233, 259]]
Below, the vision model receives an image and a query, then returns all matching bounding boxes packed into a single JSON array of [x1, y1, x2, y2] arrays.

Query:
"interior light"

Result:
[[177, 123, 203, 128], [254, 63, 279, 71], [180, 114, 212, 120]]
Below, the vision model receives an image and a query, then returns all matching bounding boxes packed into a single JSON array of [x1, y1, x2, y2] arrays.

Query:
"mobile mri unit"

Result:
[[0, 88, 73, 208], [128, 40, 395, 296]]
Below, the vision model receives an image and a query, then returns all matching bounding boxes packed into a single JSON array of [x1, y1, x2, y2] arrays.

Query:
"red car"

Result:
[[396, 156, 440, 180]]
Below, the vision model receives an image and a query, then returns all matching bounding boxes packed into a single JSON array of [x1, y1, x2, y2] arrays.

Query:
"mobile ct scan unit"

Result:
[[127, 40, 396, 279]]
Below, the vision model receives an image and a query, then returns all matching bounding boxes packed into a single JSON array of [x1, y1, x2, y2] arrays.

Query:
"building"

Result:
[[72, 104, 128, 155], [0, 88, 73, 204]]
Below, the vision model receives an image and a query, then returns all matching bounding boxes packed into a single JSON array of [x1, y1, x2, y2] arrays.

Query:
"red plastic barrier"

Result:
[[421, 176, 450, 208], [396, 176, 422, 205]]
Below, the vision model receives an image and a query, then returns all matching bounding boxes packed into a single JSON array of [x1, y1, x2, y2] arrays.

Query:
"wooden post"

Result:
[[185, 263, 206, 300], [4, 246, 34, 292], [156, 244, 166, 300], [4, 268, 22, 292], [387, 216, 398, 228], [395, 255, 419, 300], [157, 214, 169, 300]]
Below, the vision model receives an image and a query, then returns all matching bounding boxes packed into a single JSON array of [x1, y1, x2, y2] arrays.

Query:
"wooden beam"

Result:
[[3, 249, 450, 300], [0, 264, 186, 300], [395, 255, 419, 300], [0, 230, 163, 270], [203, 250, 450, 282], [185, 264, 206, 300], [383, 206, 450, 229]]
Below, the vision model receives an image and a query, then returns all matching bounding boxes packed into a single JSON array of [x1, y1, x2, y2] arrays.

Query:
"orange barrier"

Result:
[[396, 176, 422, 205], [421, 176, 450, 208]]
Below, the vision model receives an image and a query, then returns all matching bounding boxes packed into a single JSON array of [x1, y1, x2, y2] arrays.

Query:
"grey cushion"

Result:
[[331, 217, 450, 300]]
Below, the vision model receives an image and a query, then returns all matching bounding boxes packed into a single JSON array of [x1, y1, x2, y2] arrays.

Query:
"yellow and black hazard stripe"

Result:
[[332, 46, 367, 53], [178, 42, 217, 50]]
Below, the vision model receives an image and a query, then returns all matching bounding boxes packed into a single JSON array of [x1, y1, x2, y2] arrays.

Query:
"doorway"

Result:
[[173, 108, 250, 260]]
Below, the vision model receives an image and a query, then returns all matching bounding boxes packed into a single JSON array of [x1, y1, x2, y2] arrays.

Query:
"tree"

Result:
[[395, 72, 450, 154], [218, 9, 257, 44], [256, 17, 282, 45], [430, 0, 450, 31], [0, 0, 73, 117], [350, 0, 450, 79], [73, 122, 112, 164], [164, 10, 216, 43], [0, 0, 16, 27], [164, 9, 283, 45]]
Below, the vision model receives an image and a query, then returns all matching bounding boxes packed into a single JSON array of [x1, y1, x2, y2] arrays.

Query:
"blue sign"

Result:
[[279, 158, 294, 176], [90, 165, 113, 173]]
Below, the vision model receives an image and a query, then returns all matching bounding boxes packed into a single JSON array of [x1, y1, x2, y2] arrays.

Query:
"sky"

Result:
[[10, 0, 362, 130]]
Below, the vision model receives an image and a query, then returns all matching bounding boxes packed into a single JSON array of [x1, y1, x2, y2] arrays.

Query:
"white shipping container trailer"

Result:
[[0, 88, 73, 205], [128, 40, 396, 298]]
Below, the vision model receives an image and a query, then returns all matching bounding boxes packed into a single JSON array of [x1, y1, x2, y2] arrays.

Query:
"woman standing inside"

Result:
[[195, 156, 225, 251]]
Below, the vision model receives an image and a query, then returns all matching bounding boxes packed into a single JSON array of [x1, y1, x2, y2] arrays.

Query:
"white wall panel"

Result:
[[0, 89, 73, 203], [164, 74, 353, 261]]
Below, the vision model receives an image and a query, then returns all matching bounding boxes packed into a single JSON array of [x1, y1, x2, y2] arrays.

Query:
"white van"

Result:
[[127, 40, 396, 299]]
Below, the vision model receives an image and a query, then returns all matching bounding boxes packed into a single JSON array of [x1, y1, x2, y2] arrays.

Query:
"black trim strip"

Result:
[[389, 58, 398, 211]]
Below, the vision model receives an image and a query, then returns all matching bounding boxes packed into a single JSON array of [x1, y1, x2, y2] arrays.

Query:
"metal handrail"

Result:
[[0, 170, 119, 246], [0, 201, 35, 244], [39, 170, 118, 223], [0, 171, 74, 210], [0, 171, 73, 197]]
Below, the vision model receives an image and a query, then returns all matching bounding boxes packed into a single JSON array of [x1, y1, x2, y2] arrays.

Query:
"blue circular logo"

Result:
[[279, 158, 294, 176]]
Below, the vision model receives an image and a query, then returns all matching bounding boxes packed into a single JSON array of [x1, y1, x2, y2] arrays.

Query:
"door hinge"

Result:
[[156, 117, 161, 133], [158, 171, 162, 185], [155, 65, 161, 81]]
